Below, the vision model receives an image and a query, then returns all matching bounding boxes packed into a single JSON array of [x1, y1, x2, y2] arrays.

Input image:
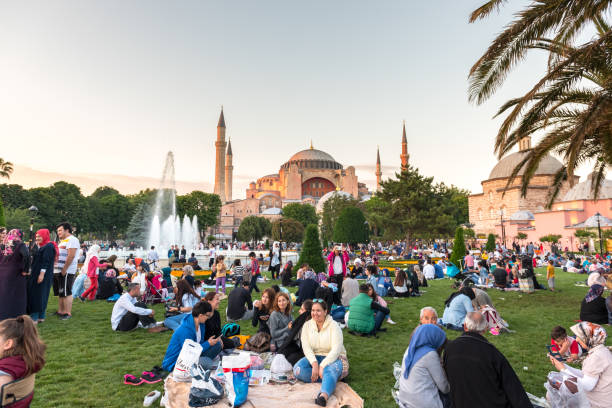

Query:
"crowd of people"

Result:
[[1, 222, 612, 407]]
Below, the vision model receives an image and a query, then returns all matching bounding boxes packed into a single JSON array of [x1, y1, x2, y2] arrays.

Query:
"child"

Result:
[[230, 259, 245, 285], [550, 326, 581, 362], [215, 255, 227, 294], [546, 259, 555, 291], [0, 315, 46, 406]]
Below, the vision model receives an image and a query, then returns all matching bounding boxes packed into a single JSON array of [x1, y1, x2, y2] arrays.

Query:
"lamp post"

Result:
[[499, 211, 506, 249], [364, 220, 369, 243], [594, 212, 603, 256], [28, 205, 38, 249]]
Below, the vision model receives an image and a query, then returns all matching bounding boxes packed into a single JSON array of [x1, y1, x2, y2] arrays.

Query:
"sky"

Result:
[[0, 0, 594, 197]]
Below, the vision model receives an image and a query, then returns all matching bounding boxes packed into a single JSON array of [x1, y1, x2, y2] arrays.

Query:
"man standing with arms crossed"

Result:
[[53, 222, 80, 320]]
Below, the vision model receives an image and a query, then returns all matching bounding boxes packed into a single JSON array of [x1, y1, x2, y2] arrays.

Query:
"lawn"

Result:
[[34, 268, 611, 407]]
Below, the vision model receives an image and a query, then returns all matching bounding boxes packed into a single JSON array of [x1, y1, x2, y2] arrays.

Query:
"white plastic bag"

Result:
[[173, 339, 203, 382], [222, 352, 251, 407], [543, 371, 590, 408], [270, 354, 292, 374]]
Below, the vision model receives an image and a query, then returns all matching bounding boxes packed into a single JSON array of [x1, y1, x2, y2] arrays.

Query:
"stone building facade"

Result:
[[468, 136, 577, 236]]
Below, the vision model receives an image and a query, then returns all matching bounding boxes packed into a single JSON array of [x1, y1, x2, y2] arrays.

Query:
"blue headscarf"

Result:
[[403, 324, 446, 379]]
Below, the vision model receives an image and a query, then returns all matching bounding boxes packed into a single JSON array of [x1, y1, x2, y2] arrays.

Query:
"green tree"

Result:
[[449, 227, 465, 268], [485, 233, 496, 252], [469, 1, 612, 204], [0, 196, 5, 227], [3, 207, 41, 232], [516, 232, 528, 241], [0, 159, 13, 179], [332, 207, 369, 245], [321, 194, 361, 242], [0, 184, 30, 209], [363, 195, 390, 238], [271, 218, 304, 243], [237, 216, 270, 244], [177, 191, 222, 240], [281, 203, 318, 228], [125, 202, 152, 246], [464, 228, 475, 239], [298, 224, 325, 273]]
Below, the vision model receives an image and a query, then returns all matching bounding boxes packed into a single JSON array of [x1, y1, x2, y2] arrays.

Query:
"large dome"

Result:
[[488, 151, 563, 180], [281, 148, 342, 170], [562, 172, 612, 201]]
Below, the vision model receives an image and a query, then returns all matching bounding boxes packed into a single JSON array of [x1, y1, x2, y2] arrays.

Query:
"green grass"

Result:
[[34, 268, 610, 407]]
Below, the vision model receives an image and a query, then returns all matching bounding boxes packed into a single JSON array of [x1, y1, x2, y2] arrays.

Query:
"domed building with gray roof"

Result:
[[468, 136, 578, 236]]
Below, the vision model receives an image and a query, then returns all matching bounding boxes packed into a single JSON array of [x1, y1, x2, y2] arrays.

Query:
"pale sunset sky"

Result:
[[0, 1, 593, 196]]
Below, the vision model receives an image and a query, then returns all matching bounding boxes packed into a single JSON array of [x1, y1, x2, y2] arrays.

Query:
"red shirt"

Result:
[[550, 338, 580, 356]]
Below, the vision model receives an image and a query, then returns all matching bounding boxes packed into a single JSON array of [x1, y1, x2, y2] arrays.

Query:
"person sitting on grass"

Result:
[[398, 324, 449, 408], [162, 301, 223, 372], [226, 280, 254, 322], [347, 284, 390, 336], [269, 292, 293, 351], [295, 270, 319, 306], [294, 299, 348, 407], [550, 326, 581, 363], [492, 260, 508, 290], [252, 288, 275, 334], [389, 269, 410, 297], [182, 265, 195, 288], [278, 300, 313, 365], [444, 312, 532, 408], [547, 322, 612, 408], [439, 287, 475, 331], [580, 284, 609, 325], [341, 273, 360, 306], [0, 315, 46, 407], [420, 306, 438, 325], [203, 292, 235, 349], [110, 283, 159, 332], [366, 283, 395, 325], [163, 280, 201, 331], [230, 259, 246, 286]]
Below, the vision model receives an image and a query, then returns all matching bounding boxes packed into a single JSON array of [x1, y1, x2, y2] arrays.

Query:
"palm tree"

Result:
[[469, 1, 612, 204], [0, 158, 13, 179]]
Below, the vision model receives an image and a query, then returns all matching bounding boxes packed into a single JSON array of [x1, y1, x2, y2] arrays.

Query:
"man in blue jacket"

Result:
[[162, 301, 223, 372]]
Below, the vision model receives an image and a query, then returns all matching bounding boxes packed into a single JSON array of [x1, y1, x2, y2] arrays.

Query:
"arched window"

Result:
[[489, 191, 493, 201], [478, 209, 483, 220], [500, 206, 507, 217], [489, 207, 495, 218]]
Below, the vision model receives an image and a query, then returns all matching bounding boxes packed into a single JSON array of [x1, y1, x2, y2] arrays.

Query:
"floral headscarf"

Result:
[[571, 322, 607, 349], [304, 270, 316, 280], [2, 229, 23, 256], [585, 284, 604, 303]]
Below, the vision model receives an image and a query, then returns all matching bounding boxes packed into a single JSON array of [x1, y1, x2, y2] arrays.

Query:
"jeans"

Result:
[[293, 355, 343, 397], [216, 277, 226, 293], [164, 313, 187, 331], [249, 274, 260, 293], [438, 318, 463, 331], [373, 310, 386, 333], [199, 342, 223, 370]]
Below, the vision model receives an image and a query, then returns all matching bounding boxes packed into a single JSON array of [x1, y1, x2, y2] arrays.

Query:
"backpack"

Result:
[[221, 323, 240, 337]]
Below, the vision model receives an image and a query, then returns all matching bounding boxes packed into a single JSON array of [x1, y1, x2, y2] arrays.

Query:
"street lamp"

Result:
[[499, 210, 506, 249], [594, 212, 603, 256], [28, 205, 38, 249]]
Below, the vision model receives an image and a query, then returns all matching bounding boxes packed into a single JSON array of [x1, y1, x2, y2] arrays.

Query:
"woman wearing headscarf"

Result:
[[27, 229, 58, 323], [79, 245, 110, 301], [439, 287, 475, 331], [580, 284, 608, 324], [548, 322, 612, 408], [398, 324, 449, 408], [0, 229, 30, 321]]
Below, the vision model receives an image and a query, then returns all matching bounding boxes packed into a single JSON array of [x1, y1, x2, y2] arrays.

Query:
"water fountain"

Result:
[[147, 151, 200, 255]]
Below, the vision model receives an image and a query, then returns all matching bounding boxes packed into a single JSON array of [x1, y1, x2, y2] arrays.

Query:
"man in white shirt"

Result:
[[147, 246, 159, 269], [423, 259, 435, 280], [111, 283, 158, 331], [53, 222, 80, 320]]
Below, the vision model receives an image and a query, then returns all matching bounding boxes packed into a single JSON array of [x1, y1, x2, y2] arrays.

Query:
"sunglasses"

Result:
[[313, 298, 325, 303]]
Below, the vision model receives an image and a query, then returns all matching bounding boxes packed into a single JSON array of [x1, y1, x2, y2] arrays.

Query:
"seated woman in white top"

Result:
[[548, 322, 612, 408], [163, 279, 201, 331], [398, 324, 449, 408]]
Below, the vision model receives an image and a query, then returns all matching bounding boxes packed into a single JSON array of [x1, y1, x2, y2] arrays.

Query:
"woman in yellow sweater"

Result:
[[293, 299, 348, 407]]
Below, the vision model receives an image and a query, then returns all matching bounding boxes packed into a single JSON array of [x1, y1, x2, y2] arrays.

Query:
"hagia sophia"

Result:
[[211, 108, 408, 239]]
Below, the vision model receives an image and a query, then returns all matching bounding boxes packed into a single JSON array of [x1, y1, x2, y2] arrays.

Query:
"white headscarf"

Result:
[[80, 244, 100, 275]]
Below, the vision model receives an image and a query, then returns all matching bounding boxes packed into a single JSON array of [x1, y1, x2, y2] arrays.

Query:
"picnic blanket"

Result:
[[163, 375, 364, 408]]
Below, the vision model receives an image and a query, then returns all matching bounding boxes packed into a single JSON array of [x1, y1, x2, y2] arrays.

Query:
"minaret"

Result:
[[225, 139, 233, 202], [400, 121, 409, 171], [376, 146, 382, 192], [214, 108, 227, 202]]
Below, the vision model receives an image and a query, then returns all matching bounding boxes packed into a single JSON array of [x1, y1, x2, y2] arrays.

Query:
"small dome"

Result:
[[572, 214, 612, 228], [315, 190, 353, 213], [281, 148, 342, 171], [509, 210, 534, 221], [562, 172, 612, 201], [261, 207, 282, 215], [488, 151, 562, 180]]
